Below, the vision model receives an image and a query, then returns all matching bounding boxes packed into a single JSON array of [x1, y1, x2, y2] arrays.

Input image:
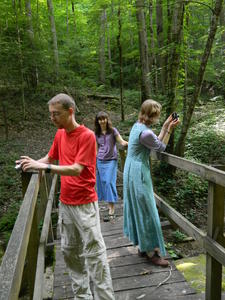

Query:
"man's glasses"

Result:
[[49, 111, 62, 118]]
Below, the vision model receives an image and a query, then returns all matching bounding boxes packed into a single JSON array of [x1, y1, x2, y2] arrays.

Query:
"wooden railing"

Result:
[[0, 171, 58, 300], [119, 146, 225, 300]]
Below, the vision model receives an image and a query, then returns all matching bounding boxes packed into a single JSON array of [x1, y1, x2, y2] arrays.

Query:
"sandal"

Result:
[[103, 213, 115, 222], [147, 250, 169, 267], [138, 248, 147, 258]]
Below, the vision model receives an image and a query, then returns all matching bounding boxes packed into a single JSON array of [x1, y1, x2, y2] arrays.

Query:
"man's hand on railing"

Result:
[[16, 156, 49, 172]]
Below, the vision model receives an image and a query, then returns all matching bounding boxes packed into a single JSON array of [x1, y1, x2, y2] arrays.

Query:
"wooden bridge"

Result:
[[0, 150, 225, 300]]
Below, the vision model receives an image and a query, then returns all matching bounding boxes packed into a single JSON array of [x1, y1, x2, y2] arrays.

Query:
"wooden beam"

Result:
[[152, 151, 225, 187], [33, 174, 58, 300], [0, 174, 40, 300], [86, 93, 120, 100], [154, 193, 205, 246], [204, 236, 225, 266], [205, 181, 225, 300]]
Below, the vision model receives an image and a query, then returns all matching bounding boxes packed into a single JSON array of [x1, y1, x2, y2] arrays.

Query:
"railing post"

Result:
[[118, 144, 127, 172], [20, 171, 39, 299], [21, 171, 32, 197], [205, 179, 225, 300]]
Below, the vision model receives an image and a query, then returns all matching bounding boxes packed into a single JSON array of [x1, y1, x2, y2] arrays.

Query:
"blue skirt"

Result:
[[96, 159, 118, 203]]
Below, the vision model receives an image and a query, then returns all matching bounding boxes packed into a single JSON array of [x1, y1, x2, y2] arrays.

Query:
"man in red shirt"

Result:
[[18, 93, 115, 300]]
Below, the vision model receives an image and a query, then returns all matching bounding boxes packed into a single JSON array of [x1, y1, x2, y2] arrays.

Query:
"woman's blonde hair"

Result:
[[138, 99, 161, 125]]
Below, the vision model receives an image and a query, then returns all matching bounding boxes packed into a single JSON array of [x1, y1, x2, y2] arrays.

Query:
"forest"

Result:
[[0, 0, 225, 262]]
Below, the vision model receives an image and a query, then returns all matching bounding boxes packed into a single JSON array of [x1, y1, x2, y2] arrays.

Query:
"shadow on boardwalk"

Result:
[[53, 199, 199, 300]]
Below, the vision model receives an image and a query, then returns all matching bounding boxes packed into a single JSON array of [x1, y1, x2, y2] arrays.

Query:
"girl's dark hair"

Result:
[[94, 111, 113, 136]]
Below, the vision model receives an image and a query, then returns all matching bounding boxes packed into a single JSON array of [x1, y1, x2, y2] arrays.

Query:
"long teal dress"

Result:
[[123, 122, 166, 256]]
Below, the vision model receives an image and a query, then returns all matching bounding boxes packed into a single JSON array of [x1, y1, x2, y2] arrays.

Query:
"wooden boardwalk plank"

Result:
[[53, 201, 198, 300]]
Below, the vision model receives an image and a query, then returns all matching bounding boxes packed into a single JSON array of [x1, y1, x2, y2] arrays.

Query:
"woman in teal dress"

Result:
[[123, 99, 179, 267]]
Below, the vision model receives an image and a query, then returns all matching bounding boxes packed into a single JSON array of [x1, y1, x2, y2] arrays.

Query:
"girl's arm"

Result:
[[116, 134, 128, 147], [161, 118, 180, 145], [158, 114, 173, 140]]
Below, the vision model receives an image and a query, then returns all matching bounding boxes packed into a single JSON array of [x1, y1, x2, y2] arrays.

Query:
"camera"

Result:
[[15, 163, 22, 171], [172, 112, 179, 120]]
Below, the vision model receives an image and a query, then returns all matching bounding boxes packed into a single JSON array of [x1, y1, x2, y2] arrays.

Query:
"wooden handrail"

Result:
[[152, 151, 225, 187], [0, 173, 40, 299], [0, 171, 58, 300], [33, 174, 58, 300]]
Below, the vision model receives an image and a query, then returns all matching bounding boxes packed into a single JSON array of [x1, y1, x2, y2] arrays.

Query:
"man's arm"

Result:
[[19, 155, 84, 176], [47, 163, 84, 176], [37, 154, 55, 164]]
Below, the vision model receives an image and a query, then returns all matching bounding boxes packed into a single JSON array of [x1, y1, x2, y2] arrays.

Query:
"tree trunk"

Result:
[[149, 0, 158, 92], [165, 0, 174, 82], [18, 0, 22, 12], [220, 2, 225, 49], [99, 8, 106, 85], [182, 11, 189, 123], [47, 0, 59, 77], [175, 0, 224, 157], [66, 0, 69, 34], [106, 11, 113, 86], [25, 0, 38, 88], [167, 0, 185, 113], [166, 0, 185, 153], [25, 0, 34, 41], [136, 0, 151, 102], [13, 0, 25, 119], [156, 0, 166, 93], [129, 0, 134, 47], [71, 1, 76, 32], [117, 1, 124, 121], [36, 0, 40, 37], [2, 101, 9, 140]]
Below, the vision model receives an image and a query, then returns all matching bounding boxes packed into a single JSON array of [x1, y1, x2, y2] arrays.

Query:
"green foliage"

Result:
[[0, 202, 21, 248], [0, 145, 21, 206], [153, 163, 208, 224], [0, 203, 20, 232], [185, 130, 225, 164], [165, 243, 180, 259], [185, 102, 225, 164], [0, 142, 23, 249], [172, 230, 187, 242]]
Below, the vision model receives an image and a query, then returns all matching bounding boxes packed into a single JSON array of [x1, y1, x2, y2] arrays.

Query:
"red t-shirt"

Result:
[[48, 125, 98, 205]]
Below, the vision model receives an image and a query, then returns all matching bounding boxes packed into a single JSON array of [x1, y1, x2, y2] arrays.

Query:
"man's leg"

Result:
[[59, 203, 93, 300], [68, 201, 115, 300], [86, 251, 115, 300]]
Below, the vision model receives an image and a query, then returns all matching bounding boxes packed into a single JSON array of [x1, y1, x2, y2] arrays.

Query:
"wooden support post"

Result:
[[20, 171, 33, 297], [26, 208, 39, 299], [20, 171, 39, 299], [205, 180, 225, 300], [21, 171, 32, 197], [119, 148, 126, 172]]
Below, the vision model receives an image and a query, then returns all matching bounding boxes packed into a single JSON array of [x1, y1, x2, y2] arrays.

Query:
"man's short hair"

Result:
[[48, 93, 76, 110]]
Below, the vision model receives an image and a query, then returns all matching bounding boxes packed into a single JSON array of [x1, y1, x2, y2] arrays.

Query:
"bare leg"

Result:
[[108, 202, 115, 215]]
